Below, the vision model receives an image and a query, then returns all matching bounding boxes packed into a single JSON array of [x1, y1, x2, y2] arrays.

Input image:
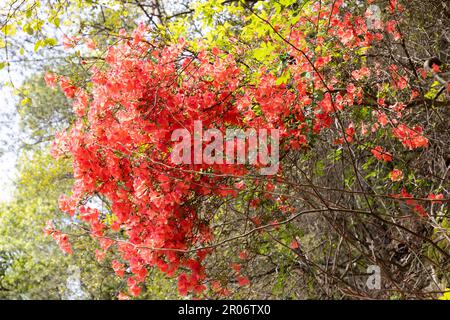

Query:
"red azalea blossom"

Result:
[[238, 250, 249, 260], [59, 77, 77, 99], [117, 292, 130, 300], [392, 124, 428, 150], [127, 277, 142, 297], [231, 263, 242, 273], [112, 260, 125, 278], [428, 193, 444, 204], [371, 146, 393, 162], [44, 72, 57, 88], [237, 276, 250, 287], [289, 240, 299, 249], [389, 169, 403, 182]]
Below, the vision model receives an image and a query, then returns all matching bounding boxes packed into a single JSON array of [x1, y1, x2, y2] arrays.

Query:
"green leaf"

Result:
[[252, 42, 275, 62], [25, 9, 33, 18], [280, 0, 297, 6], [21, 97, 32, 106], [51, 17, 60, 28], [34, 40, 43, 52], [438, 289, 450, 300], [1, 24, 17, 36], [276, 69, 291, 85], [23, 24, 34, 35], [314, 160, 325, 177], [44, 38, 57, 46]]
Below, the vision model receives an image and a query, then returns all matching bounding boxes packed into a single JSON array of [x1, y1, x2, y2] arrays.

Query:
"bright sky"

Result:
[[0, 70, 21, 202]]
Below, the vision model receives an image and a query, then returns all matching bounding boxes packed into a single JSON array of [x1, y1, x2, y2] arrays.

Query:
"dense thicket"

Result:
[[0, 0, 448, 300]]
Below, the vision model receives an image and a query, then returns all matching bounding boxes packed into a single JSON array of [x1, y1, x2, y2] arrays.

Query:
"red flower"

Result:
[[95, 250, 106, 262], [431, 63, 440, 73], [211, 280, 222, 292], [428, 193, 444, 204], [392, 124, 428, 150], [238, 250, 249, 260], [59, 77, 77, 99], [389, 169, 403, 182], [44, 72, 57, 88], [289, 240, 299, 249], [237, 276, 250, 287], [371, 146, 393, 162], [53, 232, 72, 254], [112, 260, 125, 278], [127, 277, 142, 297], [117, 292, 130, 300], [231, 263, 242, 273], [62, 34, 80, 49]]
